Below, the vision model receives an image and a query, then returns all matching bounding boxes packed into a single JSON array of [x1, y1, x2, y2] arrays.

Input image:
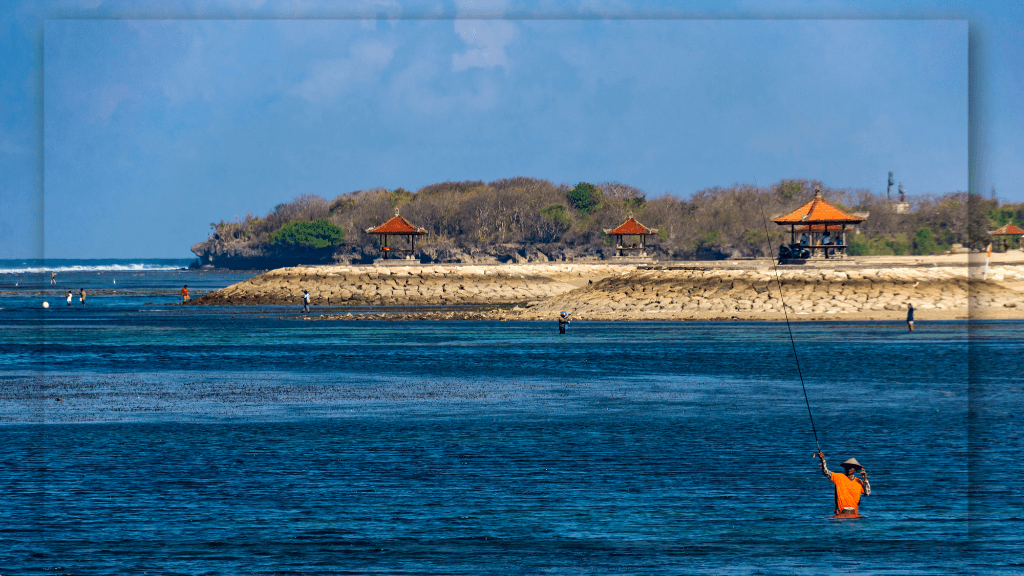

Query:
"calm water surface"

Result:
[[0, 268, 1019, 574]]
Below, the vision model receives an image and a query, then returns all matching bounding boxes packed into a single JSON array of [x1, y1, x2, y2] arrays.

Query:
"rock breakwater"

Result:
[[192, 264, 633, 306], [515, 265, 1024, 320], [193, 262, 1024, 321]]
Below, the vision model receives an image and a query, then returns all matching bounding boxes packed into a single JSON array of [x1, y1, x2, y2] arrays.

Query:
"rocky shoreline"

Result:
[[191, 255, 1024, 321], [191, 263, 630, 307]]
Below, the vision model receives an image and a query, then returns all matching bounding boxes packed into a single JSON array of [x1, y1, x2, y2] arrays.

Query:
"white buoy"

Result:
[[42, 301, 49, 308]]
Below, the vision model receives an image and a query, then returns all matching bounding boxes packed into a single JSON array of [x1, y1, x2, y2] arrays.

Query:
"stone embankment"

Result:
[[514, 265, 1024, 321], [193, 264, 633, 306], [194, 261, 1024, 321]]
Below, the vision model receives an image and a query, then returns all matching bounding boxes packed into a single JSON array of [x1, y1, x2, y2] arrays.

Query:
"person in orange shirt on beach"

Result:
[[181, 285, 190, 303], [816, 451, 870, 516]]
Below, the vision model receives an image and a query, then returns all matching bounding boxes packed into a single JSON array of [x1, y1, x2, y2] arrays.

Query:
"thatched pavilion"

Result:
[[772, 187, 866, 257], [365, 209, 427, 260], [988, 221, 1024, 251], [603, 214, 658, 257]]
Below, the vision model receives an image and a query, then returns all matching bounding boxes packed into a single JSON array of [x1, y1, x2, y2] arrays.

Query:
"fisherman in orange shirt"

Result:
[[181, 284, 190, 303], [816, 451, 870, 516]]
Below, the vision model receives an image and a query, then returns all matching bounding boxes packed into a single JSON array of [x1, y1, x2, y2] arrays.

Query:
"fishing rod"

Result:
[[754, 178, 821, 454]]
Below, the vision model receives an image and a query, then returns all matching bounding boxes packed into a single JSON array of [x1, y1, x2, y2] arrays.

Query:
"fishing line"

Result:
[[755, 178, 821, 454]]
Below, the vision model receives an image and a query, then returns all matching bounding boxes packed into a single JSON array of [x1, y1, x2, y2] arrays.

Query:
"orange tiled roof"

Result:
[[794, 224, 851, 231], [603, 217, 658, 235], [772, 189, 865, 225], [989, 222, 1024, 235], [365, 215, 427, 235]]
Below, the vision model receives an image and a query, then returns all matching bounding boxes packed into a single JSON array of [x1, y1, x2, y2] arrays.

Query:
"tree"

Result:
[[269, 219, 344, 248], [967, 193, 998, 247], [777, 180, 802, 200], [541, 203, 571, 227], [388, 188, 414, 208], [912, 227, 942, 255], [567, 182, 603, 214]]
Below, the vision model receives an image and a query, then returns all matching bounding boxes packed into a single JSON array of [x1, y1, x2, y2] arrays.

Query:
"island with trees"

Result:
[[191, 177, 1021, 269]]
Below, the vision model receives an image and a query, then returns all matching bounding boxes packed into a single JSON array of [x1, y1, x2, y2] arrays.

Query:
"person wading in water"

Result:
[[816, 451, 870, 516], [558, 311, 570, 334], [907, 303, 914, 332]]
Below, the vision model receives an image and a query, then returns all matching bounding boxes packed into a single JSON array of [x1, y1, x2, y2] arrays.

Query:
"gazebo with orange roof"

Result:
[[603, 213, 658, 257], [771, 187, 866, 257], [365, 208, 427, 260], [988, 221, 1024, 252]]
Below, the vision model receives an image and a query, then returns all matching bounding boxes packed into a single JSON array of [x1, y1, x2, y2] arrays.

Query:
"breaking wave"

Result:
[[0, 259, 195, 274]]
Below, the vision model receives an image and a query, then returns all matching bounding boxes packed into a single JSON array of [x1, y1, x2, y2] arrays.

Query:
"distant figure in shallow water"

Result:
[[66, 291, 72, 306], [907, 303, 914, 332], [80, 288, 86, 306], [181, 285, 190, 303], [558, 311, 570, 334], [817, 451, 870, 517], [51, 271, 56, 285], [302, 290, 311, 314]]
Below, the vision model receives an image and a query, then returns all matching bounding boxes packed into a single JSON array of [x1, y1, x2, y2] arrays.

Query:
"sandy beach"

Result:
[[192, 252, 1024, 321]]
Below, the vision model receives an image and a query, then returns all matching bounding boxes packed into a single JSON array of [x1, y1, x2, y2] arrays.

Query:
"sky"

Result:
[[0, 1, 1019, 259]]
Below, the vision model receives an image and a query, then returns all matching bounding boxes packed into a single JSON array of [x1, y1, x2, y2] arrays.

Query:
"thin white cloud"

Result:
[[452, 19, 516, 72], [159, 22, 247, 106], [93, 84, 134, 126], [388, 59, 452, 115], [292, 40, 397, 102]]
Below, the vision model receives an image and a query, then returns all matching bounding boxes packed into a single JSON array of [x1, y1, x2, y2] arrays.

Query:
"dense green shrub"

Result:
[[540, 203, 572, 229], [912, 227, 943, 255], [388, 188, 414, 208], [777, 181, 802, 199], [847, 234, 911, 256], [269, 219, 344, 248], [624, 197, 646, 212], [567, 182, 603, 214]]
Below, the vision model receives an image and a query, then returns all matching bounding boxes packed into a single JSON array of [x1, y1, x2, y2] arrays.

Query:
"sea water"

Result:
[[0, 264, 1019, 574]]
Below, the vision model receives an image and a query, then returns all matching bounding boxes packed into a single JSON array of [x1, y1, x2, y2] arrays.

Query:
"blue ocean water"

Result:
[[0, 263, 1020, 574]]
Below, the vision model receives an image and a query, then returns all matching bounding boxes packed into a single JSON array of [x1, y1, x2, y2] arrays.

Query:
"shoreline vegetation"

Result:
[[192, 177, 1024, 270], [191, 252, 1024, 321]]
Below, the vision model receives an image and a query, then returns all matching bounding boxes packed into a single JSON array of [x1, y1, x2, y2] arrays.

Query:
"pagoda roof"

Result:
[[989, 222, 1024, 236], [603, 216, 658, 236], [793, 224, 851, 231], [365, 213, 427, 236], [772, 188, 865, 225]]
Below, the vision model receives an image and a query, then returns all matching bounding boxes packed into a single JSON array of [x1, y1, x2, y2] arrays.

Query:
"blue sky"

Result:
[[1, 1, 1018, 258]]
